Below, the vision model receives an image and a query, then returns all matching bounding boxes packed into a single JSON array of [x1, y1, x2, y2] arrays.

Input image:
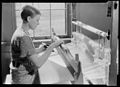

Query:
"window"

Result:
[[15, 3, 72, 40]]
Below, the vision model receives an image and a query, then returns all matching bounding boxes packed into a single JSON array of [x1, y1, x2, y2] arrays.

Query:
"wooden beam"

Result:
[[108, 1, 118, 86], [51, 28, 79, 77], [56, 46, 78, 72], [72, 21, 108, 37]]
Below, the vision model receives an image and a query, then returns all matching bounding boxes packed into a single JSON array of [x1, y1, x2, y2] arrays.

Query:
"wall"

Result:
[[76, 3, 112, 40], [1, 3, 16, 83], [2, 3, 16, 42]]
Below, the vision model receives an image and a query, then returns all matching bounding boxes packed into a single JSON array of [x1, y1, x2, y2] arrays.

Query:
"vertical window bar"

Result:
[[67, 3, 72, 37], [32, 3, 34, 37], [50, 3, 52, 37], [65, 3, 67, 34]]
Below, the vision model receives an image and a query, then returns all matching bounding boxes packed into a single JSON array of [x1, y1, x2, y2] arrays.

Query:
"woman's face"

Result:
[[28, 14, 40, 30]]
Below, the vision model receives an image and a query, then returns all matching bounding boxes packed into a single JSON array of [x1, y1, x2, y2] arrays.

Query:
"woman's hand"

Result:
[[51, 40, 64, 48]]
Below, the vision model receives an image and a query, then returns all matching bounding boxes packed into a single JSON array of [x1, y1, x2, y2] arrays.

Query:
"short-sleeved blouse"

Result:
[[10, 28, 38, 84]]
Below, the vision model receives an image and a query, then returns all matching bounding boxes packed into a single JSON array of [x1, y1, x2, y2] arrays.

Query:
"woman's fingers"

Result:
[[54, 40, 64, 47]]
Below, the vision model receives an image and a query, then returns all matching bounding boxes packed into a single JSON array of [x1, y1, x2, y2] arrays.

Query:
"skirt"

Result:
[[11, 65, 35, 84]]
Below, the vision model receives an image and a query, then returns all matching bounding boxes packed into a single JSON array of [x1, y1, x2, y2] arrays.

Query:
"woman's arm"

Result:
[[22, 36, 63, 68], [29, 40, 63, 68]]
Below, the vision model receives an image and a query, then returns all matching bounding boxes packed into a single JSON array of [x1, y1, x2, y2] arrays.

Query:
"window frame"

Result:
[[29, 3, 72, 40]]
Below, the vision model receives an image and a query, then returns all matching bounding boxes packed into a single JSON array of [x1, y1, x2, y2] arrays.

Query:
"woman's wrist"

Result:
[[48, 44, 54, 50]]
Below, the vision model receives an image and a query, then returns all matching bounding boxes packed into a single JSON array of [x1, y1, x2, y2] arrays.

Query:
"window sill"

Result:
[[33, 38, 72, 48]]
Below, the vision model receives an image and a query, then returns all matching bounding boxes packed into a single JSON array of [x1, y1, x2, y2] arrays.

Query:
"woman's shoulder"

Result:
[[11, 28, 27, 43], [14, 27, 25, 37]]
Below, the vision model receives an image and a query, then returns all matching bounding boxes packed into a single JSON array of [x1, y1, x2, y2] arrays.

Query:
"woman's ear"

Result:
[[27, 16, 32, 22]]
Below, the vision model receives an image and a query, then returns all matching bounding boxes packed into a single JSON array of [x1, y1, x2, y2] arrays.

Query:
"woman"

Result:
[[9, 5, 63, 84]]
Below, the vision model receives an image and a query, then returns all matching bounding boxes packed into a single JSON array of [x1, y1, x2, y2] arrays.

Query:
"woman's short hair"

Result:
[[21, 5, 41, 23]]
